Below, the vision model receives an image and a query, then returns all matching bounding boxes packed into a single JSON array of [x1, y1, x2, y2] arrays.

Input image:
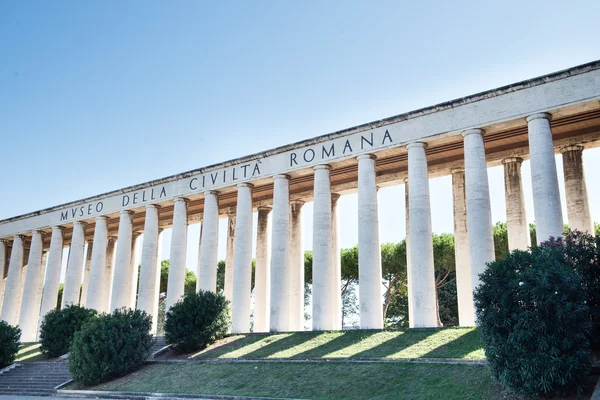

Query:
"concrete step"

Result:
[[0, 362, 72, 396]]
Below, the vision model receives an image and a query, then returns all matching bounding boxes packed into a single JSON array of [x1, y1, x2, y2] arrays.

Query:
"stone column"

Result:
[[224, 210, 236, 302], [86, 217, 109, 312], [111, 211, 134, 311], [138, 205, 160, 333], [312, 165, 334, 331], [404, 178, 414, 326], [166, 198, 189, 310], [451, 169, 474, 327], [527, 113, 564, 242], [0, 235, 25, 325], [19, 231, 45, 341], [270, 175, 291, 332], [0, 240, 7, 313], [290, 200, 305, 331], [254, 206, 271, 333], [104, 237, 117, 309], [152, 230, 164, 333], [561, 145, 593, 233], [406, 143, 437, 328], [198, 191, 219, 292], [331, 194, 341, 330], [63, 222, 87, 307], [129, 232, 141, 308], [79, 242, 93, 307], [39, 227, 64, 323], [463, 129, 495, 296], [357, 155, 383, 329], [503, 158, 530, 250], [232, 184, 254, 333]]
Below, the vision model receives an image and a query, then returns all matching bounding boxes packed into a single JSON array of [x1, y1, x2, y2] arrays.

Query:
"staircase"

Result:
[[149, 336, 170, 358], [0, 361, 71, 396]]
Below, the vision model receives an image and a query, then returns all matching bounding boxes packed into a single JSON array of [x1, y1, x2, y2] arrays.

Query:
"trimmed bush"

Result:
[[39, 305, 96, 357], [165, 290, 230, 352], [69, 308, 153, 385], [474, 245, 593, 397], [0, 321, 21, 368]]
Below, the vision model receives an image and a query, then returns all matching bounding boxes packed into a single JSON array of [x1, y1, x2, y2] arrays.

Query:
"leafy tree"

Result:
[[56, 284, 64, 309], [381, 242, 406, 324], [0, 322, 20, 368], [39, 305, 97, 357], [217, 259, 256, 295], [493, 222, 509, 259], [432, 233, 456, 326], [341, 282, 359, 328], [158, 260, 197, 297]]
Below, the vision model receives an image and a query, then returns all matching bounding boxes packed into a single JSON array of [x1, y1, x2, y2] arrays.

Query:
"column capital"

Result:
[[313, 164, 331, 171], [502, 157, 524, 165], [120, 209, 135, 216], [357, 154, 376, 161], [331, 193, 341, 202], [74, 221, 88, 228], [237, 183, 254, 189], [273, 174, 290, 180], [406, 141, 427, 150], [403, 176, 409, 184], [95, 215, 109, 221], [461, 128, 485, 137], [173, 197, 189, 204], [450, 167, 465, 174], [257, 206, 272, 213], [560, 144, 584, 154], [51, 225, 66, 233], [32, 229, 44, 236], [145, 204, 161, 210], [526, 112, 552, 123], [204, 190, 220, 196], [290, 199, 305, 207], [13, 234, 26, 241]]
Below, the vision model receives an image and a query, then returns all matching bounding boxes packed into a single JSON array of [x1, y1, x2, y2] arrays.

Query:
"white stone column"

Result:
[[527, 113, 564, 242], [503, 158, 530, 250], [270, 175, 291, 332], [39, 227, 64, 323], [0, 235, 25, 325], [129, 233, 141, 308], [111, 211, 134, 311], [138, 205, 160, 332], [19, 231, 45, 341], [463, 129, 495, 296], [290, 200, 305, 331], [152, 230, 164, 333], [357, 155, 383, 329], [104, 237, 117, 309], [451, 169, 474, 327], [331, 193, 342, 330], [406, 143, 437, 328], [63, 222, 87, 307], [0, 240, 7, 314], [561, 145, 593, 233], [312, 165, 334, 331], [254, 206, 271, 333], [79, 242, 93, 307], [404, 178, 414, 326], [166, 198, 189, 310], [224, 210, 236, 302], [232, 184, 254, 333], [198, 191, 219, 292], [86, 217, 109, 312]]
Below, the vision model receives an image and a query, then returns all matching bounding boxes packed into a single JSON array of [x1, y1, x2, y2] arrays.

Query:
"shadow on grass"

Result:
[[350, 329, 439, 358], [292, 330, 381, 359], [242, 332, 321, 359], [420, 328, 483, 359], [191, 334, 267, 359], [17, 344, 42, 359]]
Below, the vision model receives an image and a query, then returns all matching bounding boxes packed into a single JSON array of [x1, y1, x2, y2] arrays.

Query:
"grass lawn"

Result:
[[15, 343, 51, 362], [85, 361, 500, 400], [174, 327, 485, 360]]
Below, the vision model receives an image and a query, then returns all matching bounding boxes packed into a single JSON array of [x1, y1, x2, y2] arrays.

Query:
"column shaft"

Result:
[[290, 200, 305, 331], [463, 129, 495, 297], [0, 241, 7, 314], [104, 237, 117, 309], [138, 205, 160, 333], [111, 211, 134, 310], [562, 145, 593, 233], [62, 222, 86, 307], [254, 207, 271, 332], [270, 175, 291, 332], [39, 227, 64, 324], [19, 231, 45, 341], [357, 155, 383, 329], [451, 169, 474, 326], [224, 211, 236, 302], [406, 143, 437, 328], [198, 192, 219, 292], [231, 184, 254, 333], [527, 113, 564, 242], [331, 194, 341, 330], [129, 233, 141, 308], [0, 235, 25, 325], [404, 179, 414, 326], [503, 158, 530, 250], [79, 243, 93, 307], [312, 165, 334, 330], [166, 198, 189, 310], [86, 217, 109, 312]]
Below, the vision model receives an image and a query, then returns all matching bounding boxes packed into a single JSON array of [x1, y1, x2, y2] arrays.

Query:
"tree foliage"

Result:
[[0, 321, 20, 368], [69, 309, 153, 385], [39, 305, 97, 357]]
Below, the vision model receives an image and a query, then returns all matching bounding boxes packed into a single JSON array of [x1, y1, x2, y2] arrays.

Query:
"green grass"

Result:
[[15, 343, 51, 362], [84, 361, 500, 400], [184, 327, 484, 360]]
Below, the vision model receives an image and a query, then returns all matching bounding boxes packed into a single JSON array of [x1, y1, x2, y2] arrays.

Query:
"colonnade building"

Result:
[[1, 61, 599, 341]]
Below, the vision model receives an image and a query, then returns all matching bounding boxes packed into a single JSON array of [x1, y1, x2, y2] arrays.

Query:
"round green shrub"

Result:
[[0, 321, 21, 368], [39, 305, 97, 357], [165, 290, 230, 352], [69, 308, 153, 385], [474, 245, 593, 397]]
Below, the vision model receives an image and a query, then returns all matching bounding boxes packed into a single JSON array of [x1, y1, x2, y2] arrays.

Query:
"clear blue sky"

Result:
[[1, 1, 599, 274]]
